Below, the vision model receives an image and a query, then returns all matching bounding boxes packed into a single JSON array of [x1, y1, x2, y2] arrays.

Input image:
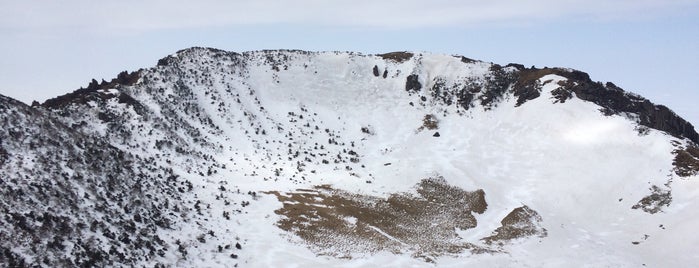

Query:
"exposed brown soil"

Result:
[[266, 178, 492, 261], [632, 185, 672, 214], [266, 178, 548, 262]]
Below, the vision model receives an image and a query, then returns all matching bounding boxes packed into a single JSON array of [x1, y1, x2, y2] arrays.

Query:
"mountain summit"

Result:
[[2, 47, 698, 267]]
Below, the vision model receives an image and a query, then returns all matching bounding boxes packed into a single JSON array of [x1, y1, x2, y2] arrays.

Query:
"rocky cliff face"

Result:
[[2, 47, 698, 267]]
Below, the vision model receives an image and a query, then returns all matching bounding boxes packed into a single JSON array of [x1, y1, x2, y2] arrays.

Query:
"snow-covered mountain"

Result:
[[2, 47, 698, 267]]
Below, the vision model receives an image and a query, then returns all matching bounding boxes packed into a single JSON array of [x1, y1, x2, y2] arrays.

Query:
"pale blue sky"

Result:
[[1, 0, 698, 125]]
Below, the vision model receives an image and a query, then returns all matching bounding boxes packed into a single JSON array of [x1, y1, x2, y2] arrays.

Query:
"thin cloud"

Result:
[[1, 0, 698, 33]]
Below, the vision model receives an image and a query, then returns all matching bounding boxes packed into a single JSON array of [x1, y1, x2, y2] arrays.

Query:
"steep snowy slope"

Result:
[[2, 47, 698, 267]]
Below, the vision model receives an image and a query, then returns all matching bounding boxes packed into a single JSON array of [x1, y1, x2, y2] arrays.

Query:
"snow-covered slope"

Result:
[[0, 95, 188, 267], [2, 47, 699, 267]]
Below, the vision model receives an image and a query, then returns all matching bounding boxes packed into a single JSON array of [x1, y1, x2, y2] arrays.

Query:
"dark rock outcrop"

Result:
[[405, 74, 422, 93], [673, 146, 699, 177], [560, 75, 697, 143], [507, 66, 698, 143], [41, 70, 141, 109], [378, 51, 414, 63]]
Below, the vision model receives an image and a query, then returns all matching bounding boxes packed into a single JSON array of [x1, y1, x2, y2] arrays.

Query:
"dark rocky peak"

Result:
[[41, 70, 141, 110], [457, 55, 479, 64]]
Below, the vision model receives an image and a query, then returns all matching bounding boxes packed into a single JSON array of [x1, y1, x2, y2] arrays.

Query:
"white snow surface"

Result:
[[46, 49, 699, 267]]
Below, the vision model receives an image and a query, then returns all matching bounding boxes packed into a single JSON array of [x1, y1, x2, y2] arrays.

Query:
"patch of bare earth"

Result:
[[482, 205, 547, 246], [377, 52, 414, 63], [673, 145, 699, 177], [417, 114, 439, 132], [632, 185, 672, 214], [266, 178, 546, 262]]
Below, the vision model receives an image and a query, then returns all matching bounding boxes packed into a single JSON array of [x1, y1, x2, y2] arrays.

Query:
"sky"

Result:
[[1, 0, 698, 126]]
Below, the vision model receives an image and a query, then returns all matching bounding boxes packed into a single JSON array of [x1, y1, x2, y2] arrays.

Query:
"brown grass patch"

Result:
[[418, 114, 439, 131], [673, 146, 699, 177], [632, 185, 672, 214], [266, 178, 491, 261], [377, 52, 414, 63]]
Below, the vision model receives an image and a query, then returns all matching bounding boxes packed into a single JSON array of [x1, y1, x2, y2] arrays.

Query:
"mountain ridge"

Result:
[[2, 47, 699, 267], [40, 47, 699, 144]]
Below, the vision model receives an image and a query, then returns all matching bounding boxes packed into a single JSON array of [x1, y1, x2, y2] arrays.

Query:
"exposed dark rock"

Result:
[[41, 85, 100, 109], [0, 145, 7, 167], [505, 63, 525, 70], [566, 79, 698, 143], [510, 67, 588, 107], [480, 65, 516, 109], [98, 112, 115, 123], [512, 69, 551, 106], [551, 80, 575, 103], [114, 70, 141, 86], [405, 74, 422, 93], [0, 246, 26, 268], [157, 56, 173, 67], [42, 70, 141, 109], [432, 132, 440, 137], [506, 65, 698, 143], [430, 78, 453, 106], [513, 83, 541, 107], [459, 56, 477, 64], [116, 91, 135, 105], [456, 86, 476, 111]]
